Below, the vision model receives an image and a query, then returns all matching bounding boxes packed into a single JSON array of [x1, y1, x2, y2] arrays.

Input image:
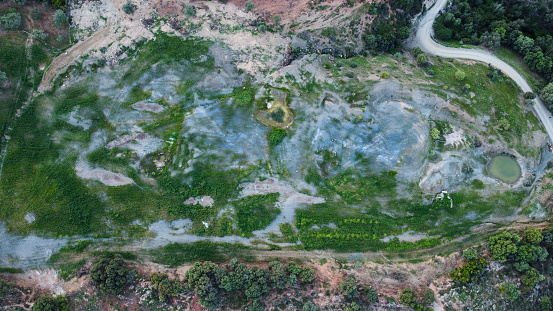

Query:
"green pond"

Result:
[[487, 155, 522, 184]]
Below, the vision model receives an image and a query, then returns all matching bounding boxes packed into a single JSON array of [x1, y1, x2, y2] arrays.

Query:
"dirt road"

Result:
[[38, 23, 113, 92], [414, 0, 553, 143]]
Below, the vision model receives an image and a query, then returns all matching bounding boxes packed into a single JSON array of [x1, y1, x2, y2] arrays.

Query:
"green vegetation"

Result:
[[32, 296, 68, 311], [151, 241, 249, 267], [0, 12, 21, 30], [90, 254, 130, 295], [339, 275, 358, 299], [122, 1, 136, 15], [245, 1, 255, 12], [53, 10, 68, 28], [268, 128, 287, 149], [150, 273, 183, 301], [235, 193, 280, 236]]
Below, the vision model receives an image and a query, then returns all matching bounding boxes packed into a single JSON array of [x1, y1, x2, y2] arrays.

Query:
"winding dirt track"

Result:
[[414, 0, 553, 143]]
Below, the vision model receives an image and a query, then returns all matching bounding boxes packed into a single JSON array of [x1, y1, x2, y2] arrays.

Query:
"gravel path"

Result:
[[414, 0, 553, 143]]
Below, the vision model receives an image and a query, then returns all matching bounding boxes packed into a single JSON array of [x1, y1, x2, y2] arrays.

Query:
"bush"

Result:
[[416, 53, 427, 66], [32, 29, 47, 40], [274, 15, 281, 25], [412, 47, 424, 57], [502, 282, 520, 301], [122, 1, 136, 15], [523, 92, 536, 100], [12, 0, 26, 4], [184, 5, 196, 17], [541, 297, 552, 310], [245, 1, 255, 12], [90, 254, 130, 295], [422, 288, 435, 305], [31, 8, 42, 20], [380, 71, 390, 79], [463, 249, 478, 261], [302, 301, 318, 311], [455, 70, 466, 81], [32, 296, 68, 311], [150, 273, 183, 301], [366, 287, 379, 303], [0, 71, 6, 86], [522, 227, 543, 244], [268, 128, 287, 148], [521, 268, 540, 290], [338, 275, 358, 299], [399, 288, 417, 308], [450, 258, 487, 284], [0, 12, 22, 30], [53, 10, 68, 28]]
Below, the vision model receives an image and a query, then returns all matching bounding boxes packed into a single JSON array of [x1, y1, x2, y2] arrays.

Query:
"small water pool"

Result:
[[487, 155, 522, 184]]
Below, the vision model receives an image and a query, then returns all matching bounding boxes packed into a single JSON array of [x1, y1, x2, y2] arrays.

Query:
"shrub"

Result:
[[450, 258, 487, 284], [455, 70, 466, 81], [430, 128, 440, 140], [299, 266, 315, 283], [541, 83, 553, 110], [399, 288, 417, 308], [521, 268, 540, 290], [274, 15, 281, 25], [523, 92, 536, 99], [0, 12, 22, 30], [541, 297, 551, 310], [338, 275, 358, 299], [522, 227, 543, 244], [463, 249, 478, 261], [380, 71, 390, 79], [12, 0, 26, 5], [184, 5, 196, 17], [32, 29, 47, 40], [412, 47, 424, 57], [53, 10, 68, 28], [416, 53, 427, 66], [122, 1, 136, 15], [302, 301, 318, 311], [268, 128, 286, 148], [502, 282, 520, 301], [0, 71, 6, 86], [90, 254, 130, 295], [32, 296, 68, 311], [31, 8, 42, 20], [366, 287, 379, 303], [245, 1, 255, 12], [422, 288, 435, 305], [150, 273, 183, 301]]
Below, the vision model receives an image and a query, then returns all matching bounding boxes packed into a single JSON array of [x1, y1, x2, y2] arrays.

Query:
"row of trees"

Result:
[[433, 0, 553, 111]]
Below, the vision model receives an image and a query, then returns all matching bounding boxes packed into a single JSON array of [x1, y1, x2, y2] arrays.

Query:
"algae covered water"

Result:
[[488, 155, 522, 184]]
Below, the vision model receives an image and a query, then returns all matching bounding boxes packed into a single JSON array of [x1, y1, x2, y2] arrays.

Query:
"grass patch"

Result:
[[235, 193, 280, 236], [151, 241, 250, 267]]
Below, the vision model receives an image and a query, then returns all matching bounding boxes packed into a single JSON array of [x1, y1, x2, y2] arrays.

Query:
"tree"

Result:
[[502, 283, 520, 301], [422, 288, 435, 305], [488, 231, 520, 262], [150, 273, 183, 302], [245, 1, 255, 12], [185, 261, 221, 308], [338, 275, 358, 299], [523, 227, 543, 244], [455, 70, 466, 81], [122, 1, 136, 15], [525, 50, 553, 75], [542, 82, 553, 110], [32, 29, 47, 40], [0, 12, 22, 30], [90, 254, 130, 295], [53, 10, 68, 28], [515, 36, 535, 55], [481, 31, 501, 50], [399, 288, 417, 308], [32, 296, 68, 311], [184, 5, 196, 17], [412, 47, 424, 57], [30, 8, 42, 20]]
